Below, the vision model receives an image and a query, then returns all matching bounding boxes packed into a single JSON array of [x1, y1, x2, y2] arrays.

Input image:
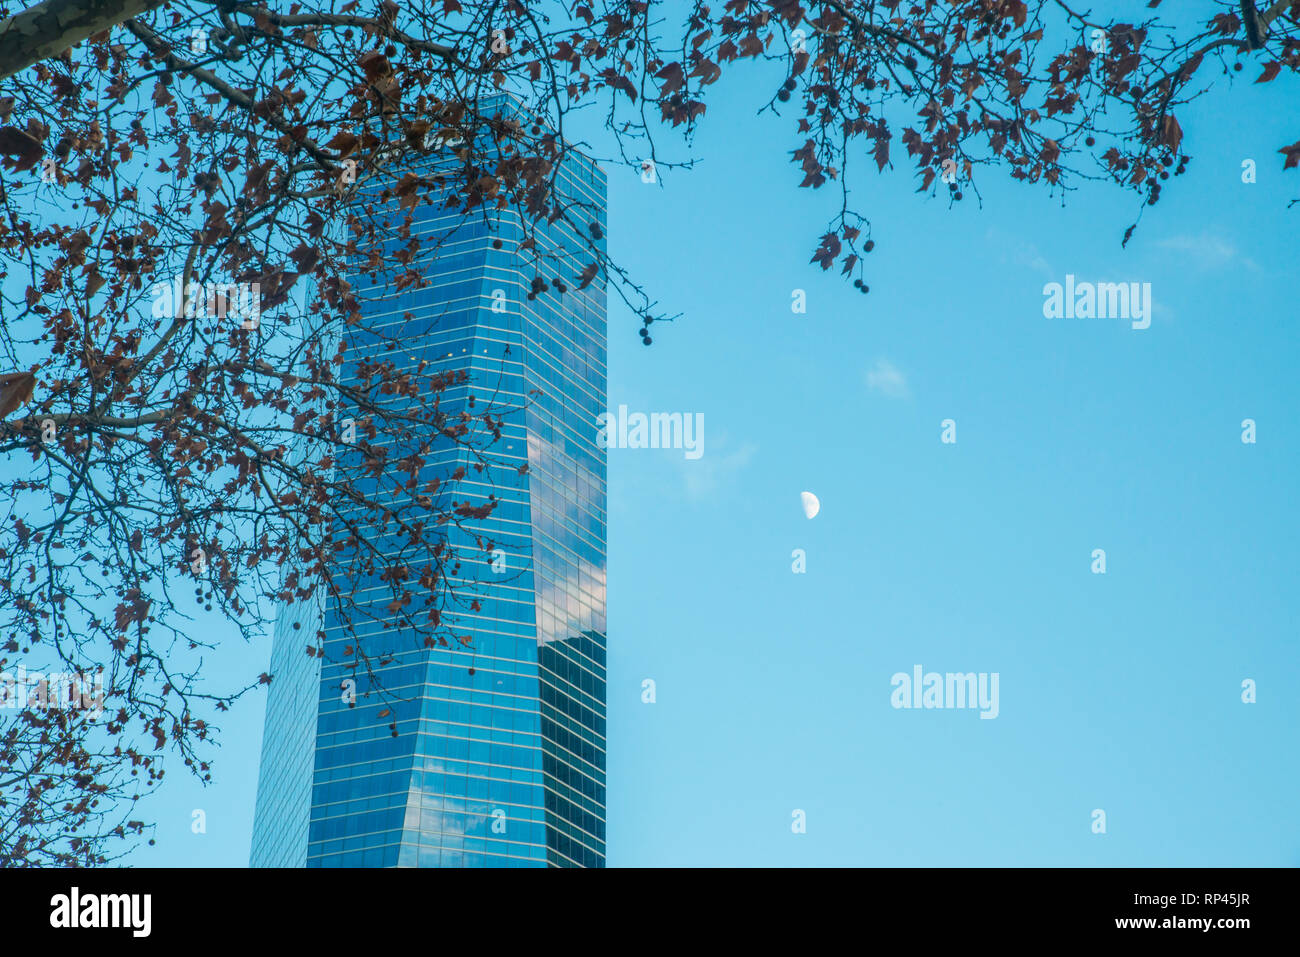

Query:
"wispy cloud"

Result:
[[681, 435, 757, 501], [1156, 232, 1260, 271], [865, 359, 910, 399], [985, 226, 1054, 278]]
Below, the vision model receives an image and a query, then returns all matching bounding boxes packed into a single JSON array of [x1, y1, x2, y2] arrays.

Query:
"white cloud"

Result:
[[681, 435, 757, 501], [985, 226, 1053, 277], [1156, 232, 1260, 271], [865, 359, 910, 399]]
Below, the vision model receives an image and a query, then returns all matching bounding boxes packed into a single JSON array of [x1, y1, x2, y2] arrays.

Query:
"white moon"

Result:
[[800, 491, 820, 520]]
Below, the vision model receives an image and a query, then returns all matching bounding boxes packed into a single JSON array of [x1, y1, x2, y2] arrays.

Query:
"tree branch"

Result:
[[0, 0, 170, 80]]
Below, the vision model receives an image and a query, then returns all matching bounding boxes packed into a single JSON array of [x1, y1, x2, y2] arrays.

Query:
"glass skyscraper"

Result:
[[251, 101, 607, 867]]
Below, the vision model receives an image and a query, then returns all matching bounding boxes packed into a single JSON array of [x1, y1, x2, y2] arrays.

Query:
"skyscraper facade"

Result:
[[251, 105, 608, 867]]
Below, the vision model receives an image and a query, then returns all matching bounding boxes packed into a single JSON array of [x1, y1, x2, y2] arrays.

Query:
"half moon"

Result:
[[800, 491, 820, 520]]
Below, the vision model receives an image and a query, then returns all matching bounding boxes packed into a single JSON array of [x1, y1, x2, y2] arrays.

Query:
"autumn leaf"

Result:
[[289, 244, 320, 272], [85, 268, 106, 300], [112, 591, 151, 632], [1256, 62, 1282, 84], [655, 62, 685, 96], [1280, 141, 1300, 170], [599, 70, 638, 101], [1159, 115, 1183, 153], [325, 131, 358, 156], [810, 233, 841, 270], [1209, 12, 1240, 35], [0, 125, 42, 172], [0, 371, 36, 419], [687, 58, 722, 85], [868, 120, 891, 171], [358, 52, 391, 83]]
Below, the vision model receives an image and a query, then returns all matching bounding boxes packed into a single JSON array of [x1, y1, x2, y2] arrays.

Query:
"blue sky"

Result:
[[127, 21, 1299, 867]]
